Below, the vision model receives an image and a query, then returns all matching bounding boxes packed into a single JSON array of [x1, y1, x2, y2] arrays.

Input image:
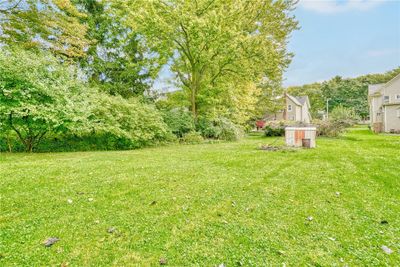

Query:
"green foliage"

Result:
[[180, 131, 204, 144], [1, 0, 90, 59], [197, 117, 244, 141], [264, 123, 285, 137], [330, 106, 360, 127], [89, 94, 171, 148], [313, 120, 347, 137], [161, 109, 195, 138], [74, 0, 153, 97], [287, 68, 400, 119], [0, 48, 92, 152], [119, 0, 298, 119], [312, 106, 360, 138], [263, 121, 304, 137], [0, 48, 171, 152]]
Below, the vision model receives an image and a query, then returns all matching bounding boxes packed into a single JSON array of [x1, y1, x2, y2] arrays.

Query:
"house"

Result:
[[265, 93, 312, 124], [368, 73, 400, 133]]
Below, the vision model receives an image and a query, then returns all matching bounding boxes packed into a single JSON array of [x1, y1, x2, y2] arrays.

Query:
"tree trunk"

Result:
[[190, 68, 200, 122], [191, 87, 197, 121]]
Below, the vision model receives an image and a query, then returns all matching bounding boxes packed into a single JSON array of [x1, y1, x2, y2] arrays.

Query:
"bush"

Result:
[[90, 95, 171, 148], [330, 106, 360, 127], [197, 117, 244, 141], [264, 121, 285, 137], [181, 131, 204, 144], [162, 109, 195, 138], [313, 119, 347, 137], [263, 121, 303, 137]]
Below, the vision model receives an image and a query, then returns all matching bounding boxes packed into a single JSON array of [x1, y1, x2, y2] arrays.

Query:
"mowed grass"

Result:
[[0, 127, 399, 266]]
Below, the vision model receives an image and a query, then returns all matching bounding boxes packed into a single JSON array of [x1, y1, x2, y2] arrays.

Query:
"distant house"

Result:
[[368, 74, 400, 133], [265, 93, 312, 124]]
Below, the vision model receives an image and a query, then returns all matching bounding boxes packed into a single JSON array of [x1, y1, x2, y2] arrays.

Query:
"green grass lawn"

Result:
[[1, 127, 399, 266]]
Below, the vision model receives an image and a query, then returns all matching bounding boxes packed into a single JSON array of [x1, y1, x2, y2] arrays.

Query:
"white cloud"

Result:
[[299, 0, 387, 14]]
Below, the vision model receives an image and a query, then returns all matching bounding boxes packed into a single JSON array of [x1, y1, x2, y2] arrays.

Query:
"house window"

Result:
[[288, 104, 292, 111], [383, 96, 390, 103], [396, 95, 400, 101], [397, 109, 400, 118]]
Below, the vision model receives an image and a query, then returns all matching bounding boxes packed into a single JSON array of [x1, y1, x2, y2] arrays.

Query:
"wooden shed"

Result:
[[285, 127, 317, 148]]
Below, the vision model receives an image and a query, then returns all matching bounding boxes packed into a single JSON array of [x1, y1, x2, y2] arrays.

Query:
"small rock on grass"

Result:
[[43, 237, 60, 247], [159, 257, 167, 265], [67, 199, 73, 204], [306, 216, 313, 221], [88, 198, 94, 202], [381, 245, 393, 254], [107, 227, 116, 234], [335, 192, 341, 197]]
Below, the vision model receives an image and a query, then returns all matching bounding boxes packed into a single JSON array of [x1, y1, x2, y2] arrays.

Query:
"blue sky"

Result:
[[285, 0, 400, 86]]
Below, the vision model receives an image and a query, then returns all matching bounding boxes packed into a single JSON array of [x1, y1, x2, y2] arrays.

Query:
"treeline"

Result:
[[0, 0, 298, 152], [287, 68, 400, 119]]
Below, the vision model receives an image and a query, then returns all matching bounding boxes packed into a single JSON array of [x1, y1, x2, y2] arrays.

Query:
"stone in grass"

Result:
[[159, 257, 167, 265], [67, 199, 73, 204], [306, 216, 313, 221], [381, 245, 393, 255], [43, 237, 60, 247], [335, 192, 341, 197], [107, 227, 116, 234], [88, 198, 94, 202]]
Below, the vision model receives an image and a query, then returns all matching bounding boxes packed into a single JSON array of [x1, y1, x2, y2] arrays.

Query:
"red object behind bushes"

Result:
[[256, 120, 266, 129]]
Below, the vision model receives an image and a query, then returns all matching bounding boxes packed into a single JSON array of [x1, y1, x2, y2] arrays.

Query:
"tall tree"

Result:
[[74, 0, 154, 97], [117, 0, 298, 120]]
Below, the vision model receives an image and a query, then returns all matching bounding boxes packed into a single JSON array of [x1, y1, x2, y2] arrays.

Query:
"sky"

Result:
[[285, 0, 400, 87]]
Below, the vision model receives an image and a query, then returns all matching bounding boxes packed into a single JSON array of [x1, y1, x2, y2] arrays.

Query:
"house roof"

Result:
[[286, 93, 310, 107], [379, 73, 400, 92], [286, 93, 302, 106], [369, 73, 400, 96], [295, 96, 308, 106]]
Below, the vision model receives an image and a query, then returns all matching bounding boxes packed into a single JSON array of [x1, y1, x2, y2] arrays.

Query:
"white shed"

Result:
[[285, 127, 317, 148]]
